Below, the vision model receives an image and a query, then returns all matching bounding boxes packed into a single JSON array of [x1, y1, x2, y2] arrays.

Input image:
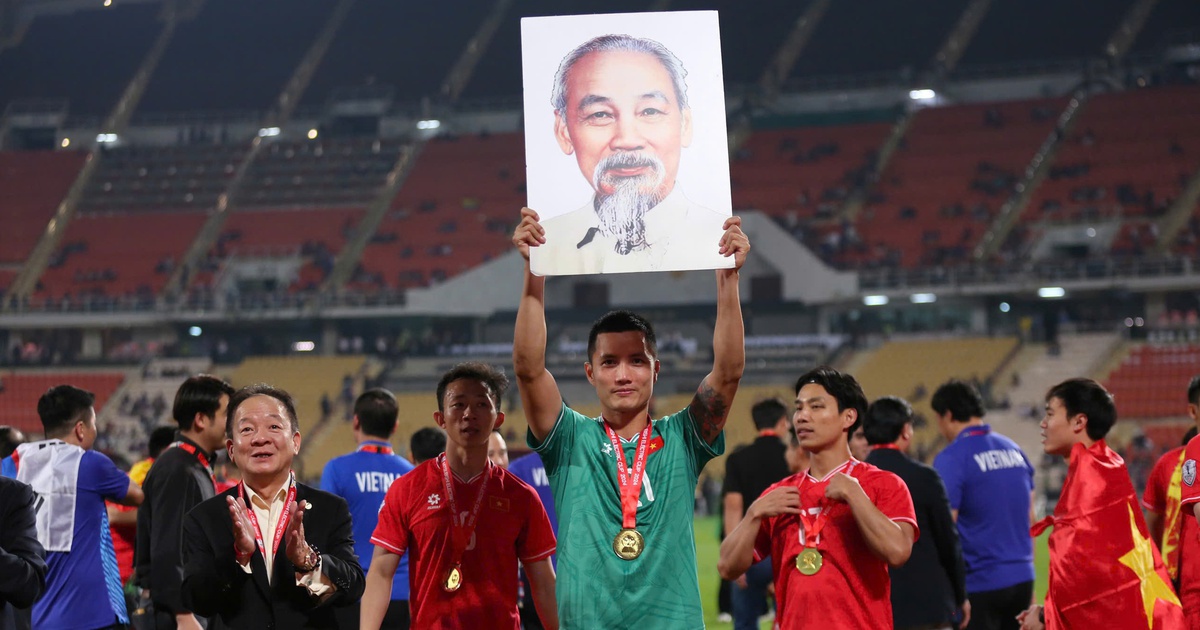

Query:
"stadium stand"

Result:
[[956, 0, 1130, 67], [848, 97, 1068, 269], [35, 211, 207, 304], [1105, 342, 1200, 418], [1024, 86, 1200, 231], [0, 150, 87, 268], [670, 0, 812, 85], [239, 137, 404, 208], [787, 0, 963, 81], [1129, 0, 1200, 55], [0, 2, 161, 115], [0, 369, 126, 433], [137, 0, 334, 114], [79, 143, 248, 212], [300, 0, 490, 108]]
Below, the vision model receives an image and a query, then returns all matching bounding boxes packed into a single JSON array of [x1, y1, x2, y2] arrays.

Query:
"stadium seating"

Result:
[[1024, 86, 1200, 229], [80, 144, 248, 212], [670, 0, 811, 84], [957, 0, 1130, 67], [138, 0, 334, 114], [848, 97, 1067, 268], [0, 150, 87, 266], [1130, 0, 1200, 54], [35, 211, 207, 303], [301, 0, 490, 108], [1105, 343, 1200, 418], [0, 370, 126, 433], [788, 0, 962, 80], [353, 133, 524, 290], [0, 3, 160, 115], [240, 138, 404, 208]]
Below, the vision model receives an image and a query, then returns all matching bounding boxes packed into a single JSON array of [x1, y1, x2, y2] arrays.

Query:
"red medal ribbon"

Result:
[[173, 441, 216, 489], [358, 443, 394, 455], [440, 454, 492, 566], [238, 472, 298, 561], [798, 460, 857, 547], [870, 443, 902, 451], [603, 418, 653, 529], [757, 429, 778, 438]]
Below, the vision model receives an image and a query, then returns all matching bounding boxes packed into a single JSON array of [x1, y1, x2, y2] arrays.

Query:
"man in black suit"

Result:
[[863, 396, 968, 630], [722, 398, 793, 630], [0, 476, 46, 630], [181, 384, 364, 629]]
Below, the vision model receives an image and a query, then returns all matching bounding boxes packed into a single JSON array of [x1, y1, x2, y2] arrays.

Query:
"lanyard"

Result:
[[798, 460, 857, 548], [238, 472, 297, 560], [603, 419, 653, 529], [172, 441, 215, 488], [870, 443, 902, 451], [358, 442, 394, 455], [440, 454, 492, 564]]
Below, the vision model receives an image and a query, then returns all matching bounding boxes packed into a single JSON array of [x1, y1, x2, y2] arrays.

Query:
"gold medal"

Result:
[[443, 565, 463, 592], [612, 528, 645, 560], [796, 547, 823, 575]]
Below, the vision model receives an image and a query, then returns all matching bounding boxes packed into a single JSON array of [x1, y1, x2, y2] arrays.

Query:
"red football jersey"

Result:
[[753, 459, 918, 630], [371, 457, 556, 629], [1170, 441, 1200, 628]]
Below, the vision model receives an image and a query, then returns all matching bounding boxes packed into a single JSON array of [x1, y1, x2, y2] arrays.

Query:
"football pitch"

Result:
[[693, 516, 1050, 628]]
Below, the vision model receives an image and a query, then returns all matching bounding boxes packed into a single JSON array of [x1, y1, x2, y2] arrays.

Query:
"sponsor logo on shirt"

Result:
[[972, 449, 1026, 472], [427, 493, 442, 509]]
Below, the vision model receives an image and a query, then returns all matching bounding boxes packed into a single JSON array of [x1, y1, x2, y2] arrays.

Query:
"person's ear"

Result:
[[554, 113, 574, 155], [585, 362, 595, 385], [291, 431, 302, 455], [842, 409, 857, 432], [494, 412, 506, 430], [680, 107, 694, 148], [433, 411, 446, 430], [1073, 414, 1089, 436]]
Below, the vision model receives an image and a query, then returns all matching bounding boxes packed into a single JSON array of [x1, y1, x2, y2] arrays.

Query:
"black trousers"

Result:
[[966, 580, 1035, 630]]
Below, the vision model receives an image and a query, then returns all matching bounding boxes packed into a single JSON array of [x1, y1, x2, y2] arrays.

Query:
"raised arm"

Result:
[[689, 216, 749, 445], [512, 207, 564, 442]]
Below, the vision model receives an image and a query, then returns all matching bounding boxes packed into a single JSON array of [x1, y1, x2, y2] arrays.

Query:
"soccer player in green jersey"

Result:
[[511, 207, 749, 629]]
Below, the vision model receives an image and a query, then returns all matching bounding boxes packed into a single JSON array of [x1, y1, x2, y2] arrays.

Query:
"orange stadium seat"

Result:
[[0, 150, 88, 265], [0, 371, 126, 433]]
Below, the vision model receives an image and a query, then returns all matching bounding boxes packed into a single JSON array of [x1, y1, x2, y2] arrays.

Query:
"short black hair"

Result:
[[751, 398, 788, 430], [37, 385, 95, 437], [435, 362, 508, 413], [355, 388, 399, 439], [0, 426, 26, 459], [587, 310, 657, 363], [173, 374, 235, 431], [148, 426, 177, 458], [410, 427, 447, 464], [863, 396, 913, 446], [794, 366, 869, 437], [931, 380, 985, 423], [1046, 378, 1116, 441], [1188, 375, 1200, 406], [225, 383, 299, 440]]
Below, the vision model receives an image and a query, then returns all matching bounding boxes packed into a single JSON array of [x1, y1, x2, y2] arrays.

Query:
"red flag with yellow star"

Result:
[[1031, 440, 1183, 629]]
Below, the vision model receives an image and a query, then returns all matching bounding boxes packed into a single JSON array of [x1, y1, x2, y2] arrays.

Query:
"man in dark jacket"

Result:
[[864, 396, 968, 630], [0, 476, 46, 630]]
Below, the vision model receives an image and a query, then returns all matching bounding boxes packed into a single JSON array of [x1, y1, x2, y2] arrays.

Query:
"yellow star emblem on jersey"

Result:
[[1118, 503, 1181, 628]]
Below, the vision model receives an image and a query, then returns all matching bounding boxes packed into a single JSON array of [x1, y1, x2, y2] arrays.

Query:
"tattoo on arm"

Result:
[[689, 382, 729, 444]]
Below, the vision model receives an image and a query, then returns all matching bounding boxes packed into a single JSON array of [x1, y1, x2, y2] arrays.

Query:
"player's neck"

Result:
[[603, 410, 650, 440], [445, 443, 489, 480], [947, 417, 985, 441], [807, 444, 852, 480]]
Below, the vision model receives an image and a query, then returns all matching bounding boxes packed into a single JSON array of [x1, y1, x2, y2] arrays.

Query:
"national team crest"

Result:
[[1184, 459, 1196, 487]]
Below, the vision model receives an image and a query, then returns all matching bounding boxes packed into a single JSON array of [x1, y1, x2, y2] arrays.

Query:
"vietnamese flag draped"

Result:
[[1031, 440, 1184, 629]]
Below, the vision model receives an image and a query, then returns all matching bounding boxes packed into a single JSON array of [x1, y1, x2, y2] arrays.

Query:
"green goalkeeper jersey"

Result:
[[529, 403, 724, 629]]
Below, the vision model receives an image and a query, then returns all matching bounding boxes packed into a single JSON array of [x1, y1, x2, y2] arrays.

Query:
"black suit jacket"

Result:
[[0, 477, 46, 630], [866, 448, 967, 629], [181, 482, 364, 630]]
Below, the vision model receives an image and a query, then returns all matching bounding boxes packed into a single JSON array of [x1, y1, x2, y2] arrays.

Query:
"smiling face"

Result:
[[793, 383, 856, 455], [586, 330, 660, 418], [227, 394, 300, 480], [435, 379, 504, 450], [554, 49, 692, 203]]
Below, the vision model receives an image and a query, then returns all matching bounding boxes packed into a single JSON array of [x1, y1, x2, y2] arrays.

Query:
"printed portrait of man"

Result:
[[532, 33, 731, 276]]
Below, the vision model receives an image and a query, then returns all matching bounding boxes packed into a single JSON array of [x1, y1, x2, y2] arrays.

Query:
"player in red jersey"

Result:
[[719, 366, 917, 630], [360, 362, 558, 630]]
